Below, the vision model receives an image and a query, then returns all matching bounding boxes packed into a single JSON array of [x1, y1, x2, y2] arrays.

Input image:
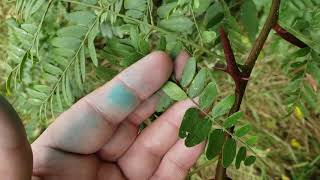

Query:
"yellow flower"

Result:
[[290, 138, 301, 149], [294, 106, 303, 120]]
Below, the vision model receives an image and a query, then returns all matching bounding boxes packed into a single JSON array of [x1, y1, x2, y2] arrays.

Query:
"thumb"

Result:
[[0, 95, 32, 180]]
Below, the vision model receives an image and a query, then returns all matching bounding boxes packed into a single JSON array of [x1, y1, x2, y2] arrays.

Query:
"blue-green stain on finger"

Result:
[[106, 83, 137, 111]]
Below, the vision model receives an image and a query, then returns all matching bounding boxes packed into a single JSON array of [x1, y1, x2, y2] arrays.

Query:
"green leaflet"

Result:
[[185, 117, 212, 147], [188, 68, 207, 98], [96, 66, 118, 81], [199, 81, 218, 109], [103, 37, 145, 67], [244, 156, 256, 166], [235, 146, 246, 169], [223, 111, 243, 129], [240, 0, 259, 42], [156, 93, 174, 113], [88, 22, 99, 67], [16, 0, 46, 19], [51, 37, 81, 50], [18, 52, 29, 81], [222, 138, 237, 168], [162, 81, 188, 101], [57, 25, 88, 38], [211, 95, 235, 119], [21, 23, 37, 34], [181, 57, 197, 87], [26, 88, 47, 100], [157, 2, 177, 18], [202, 31, 217, 43], [43, 63, 63, 75], [159, 16, 194, 33], [204, 2, 224, 27], [75, 57, 83, 91], [245, 136, 258, 146], [179, 108, 200, 138], [193, 0, 213, 15], [124, 0, 147, 11], [206, 129, 225, 160], [157, 36, 167, 51], [66, 11, 96, 26], [235, 124, 252, 138], [179, 108, 212, 147], [33, 85, 50, 94]]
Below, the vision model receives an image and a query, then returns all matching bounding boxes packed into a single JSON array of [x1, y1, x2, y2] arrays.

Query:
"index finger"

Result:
[[33, 51, 173, 154]]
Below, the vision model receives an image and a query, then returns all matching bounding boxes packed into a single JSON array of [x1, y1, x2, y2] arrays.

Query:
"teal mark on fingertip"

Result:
[[106, 83, 136, 111]]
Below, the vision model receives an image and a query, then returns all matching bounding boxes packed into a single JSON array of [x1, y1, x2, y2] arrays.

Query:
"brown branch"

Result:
[[272, 23, 308, 48], [214, 0, 281, 180], [244, 0, 281, 75]]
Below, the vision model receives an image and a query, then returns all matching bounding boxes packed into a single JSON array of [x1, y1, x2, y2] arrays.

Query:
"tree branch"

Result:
[[214, 0, 281, 179], [244, 0, 281, 75], [272, 23, 308, 48]]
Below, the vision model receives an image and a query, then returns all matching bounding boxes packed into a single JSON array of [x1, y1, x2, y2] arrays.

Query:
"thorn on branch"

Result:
[[272, 23, 308, 48], [219, 27, 246, 92], [213, 62, 227, 72]]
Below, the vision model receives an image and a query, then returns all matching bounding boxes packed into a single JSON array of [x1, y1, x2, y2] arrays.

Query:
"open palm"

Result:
[[0, 51, 204, 180]]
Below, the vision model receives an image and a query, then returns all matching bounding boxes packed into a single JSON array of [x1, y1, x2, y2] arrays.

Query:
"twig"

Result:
[[219, 27, 243, 92]]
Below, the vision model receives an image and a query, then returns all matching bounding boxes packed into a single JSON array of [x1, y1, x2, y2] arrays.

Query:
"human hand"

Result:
[[0, 51, 204, 180]]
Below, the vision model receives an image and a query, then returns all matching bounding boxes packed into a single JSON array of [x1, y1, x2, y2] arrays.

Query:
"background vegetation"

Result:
[[0, 0, 319, 179]]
